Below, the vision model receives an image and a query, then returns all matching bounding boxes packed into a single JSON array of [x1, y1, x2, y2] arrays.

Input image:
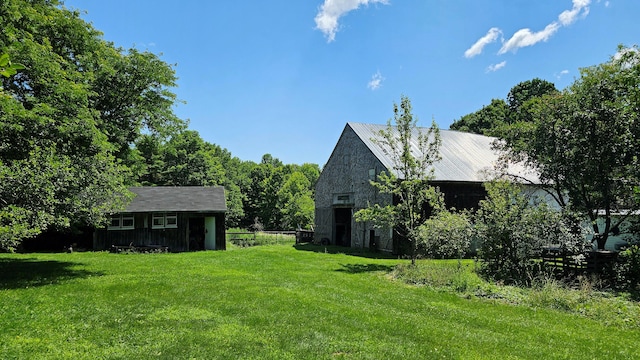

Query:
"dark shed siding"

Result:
[[95, 212, 225, 252]]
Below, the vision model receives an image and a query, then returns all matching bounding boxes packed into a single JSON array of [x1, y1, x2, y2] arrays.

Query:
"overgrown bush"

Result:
[[475, 181, 585, 285], [613, 245, 640, 293], [417, 210, 472, 262]]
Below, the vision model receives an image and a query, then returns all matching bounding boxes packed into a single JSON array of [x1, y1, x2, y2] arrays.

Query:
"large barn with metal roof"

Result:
[[314, 122, 536, 254]]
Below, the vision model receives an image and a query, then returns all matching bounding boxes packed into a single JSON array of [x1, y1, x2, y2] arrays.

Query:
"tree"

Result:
[[0, 0, 183, 250], [450, 99, 508, 135], [499, 45, 640, 249], [506, 78, 558, 119], [91, 48, 185, 161], [161, 130, 225, 186], [354, 96, 443, 265], [277, 172, 314, 229], [450, 78, 557, 135]]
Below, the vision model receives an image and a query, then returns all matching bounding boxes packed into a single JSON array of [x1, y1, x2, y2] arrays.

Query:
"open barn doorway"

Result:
[[333, 207, 352, 247]]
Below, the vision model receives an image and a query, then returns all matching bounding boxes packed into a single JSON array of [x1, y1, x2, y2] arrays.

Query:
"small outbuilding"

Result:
[[94, 186, 227, 252], [314, 122, 536, 254]]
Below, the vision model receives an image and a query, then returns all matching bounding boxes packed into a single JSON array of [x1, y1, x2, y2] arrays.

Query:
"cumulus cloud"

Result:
[[367, 71, 384, 90], [315, 0, 389, 42], [464, 27, 502, 58], [555, 69, 570, 78], [486, 61, 507, 72]]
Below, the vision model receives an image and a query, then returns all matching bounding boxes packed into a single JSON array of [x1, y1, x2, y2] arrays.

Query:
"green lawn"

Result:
[[1, 244, 638, 359]]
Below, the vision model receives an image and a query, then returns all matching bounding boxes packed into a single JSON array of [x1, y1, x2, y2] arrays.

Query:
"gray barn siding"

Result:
[[315, 125, 394, 251]]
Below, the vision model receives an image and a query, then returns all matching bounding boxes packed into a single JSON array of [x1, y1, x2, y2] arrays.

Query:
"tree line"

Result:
[[0, 0, 317, 251]]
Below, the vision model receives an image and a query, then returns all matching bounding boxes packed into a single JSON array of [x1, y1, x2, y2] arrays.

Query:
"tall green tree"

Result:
[[0, 0, 184, 250], [276, 172, 314, 229], [451, 78, 557, 135], [354, 96, 443, 265], [499, 45, 640, 249], [450, 98, 508, 135]]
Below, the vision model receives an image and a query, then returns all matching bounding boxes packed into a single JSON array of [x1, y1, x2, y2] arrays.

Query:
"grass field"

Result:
[[1, 243, 639, 359]]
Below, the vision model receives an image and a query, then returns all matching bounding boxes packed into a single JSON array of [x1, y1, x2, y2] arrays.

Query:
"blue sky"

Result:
[[63, 0, 637, 167]]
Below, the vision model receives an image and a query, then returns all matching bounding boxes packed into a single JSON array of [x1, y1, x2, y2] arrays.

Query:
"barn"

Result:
[[94, 186, 227, 252], [314, 122, 535, 254]]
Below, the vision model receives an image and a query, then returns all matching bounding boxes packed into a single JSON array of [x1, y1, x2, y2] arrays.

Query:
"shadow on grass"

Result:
[[336, 263, 395, 274], [0, 258, 103, 289], [293, 243, 397, 260]]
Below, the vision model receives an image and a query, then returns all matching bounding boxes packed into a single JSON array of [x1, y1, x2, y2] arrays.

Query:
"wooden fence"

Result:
[[541, 247, 618, 275]]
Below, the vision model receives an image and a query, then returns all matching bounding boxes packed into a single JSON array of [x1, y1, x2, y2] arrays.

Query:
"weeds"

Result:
[[392, 259, 640, 329]]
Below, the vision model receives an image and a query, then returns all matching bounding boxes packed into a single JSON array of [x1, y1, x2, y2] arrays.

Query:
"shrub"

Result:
[[613, 245, 640, 293], [417, 210, 472, 262], [475, 181, 585, 285]]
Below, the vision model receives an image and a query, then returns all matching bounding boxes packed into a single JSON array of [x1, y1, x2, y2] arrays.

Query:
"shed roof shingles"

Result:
[[124, 186, 226, 213]]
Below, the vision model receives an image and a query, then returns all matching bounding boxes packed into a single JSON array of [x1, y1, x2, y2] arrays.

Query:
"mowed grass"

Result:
[[1, 244, 638, 359]]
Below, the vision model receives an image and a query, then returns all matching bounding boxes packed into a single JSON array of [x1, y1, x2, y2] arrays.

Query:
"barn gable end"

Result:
[[315, 122, 537, 254]]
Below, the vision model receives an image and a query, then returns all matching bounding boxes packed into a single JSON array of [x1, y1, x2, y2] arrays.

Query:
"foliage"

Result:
[[354, 95, 443, 265], [0, 0, 188, 249], [498, 45, 640, 249], [417, 210, 473, 262], [392, 259, 640, 329], [276, 171, 315, 229], [0, 52, 24, 79], [450, 98, 508, 135], [613, 245, 640, 293], [475, 181, 586, 285], [450, 78, 557, 135], [505, 78, 559, 123]]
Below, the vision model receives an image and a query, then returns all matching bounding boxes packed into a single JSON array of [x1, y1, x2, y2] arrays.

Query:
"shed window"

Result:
[[152, 213, 177, 229], [165, 213, 177, 228], [108, 214, 134, 230], [152, 213, 165, 229]]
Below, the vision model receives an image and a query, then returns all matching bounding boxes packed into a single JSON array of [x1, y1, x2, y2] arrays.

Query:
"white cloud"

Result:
[[367, 71, 384, 90], [558, 0, 591, 26], [555, 69, 570, 78], [315, 0, 389, 42], [486, 61, 507, 72], [464, 28, 502, 58], [467, 0, 592, 57], [498, 22, 561, 54]]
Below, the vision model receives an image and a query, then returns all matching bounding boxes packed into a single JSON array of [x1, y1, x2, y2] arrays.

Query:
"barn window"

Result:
[[108, 214, 134, 230], [368, 168, 376, 180]]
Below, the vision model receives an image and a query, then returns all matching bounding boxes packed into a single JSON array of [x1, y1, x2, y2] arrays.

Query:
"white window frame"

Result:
[[152, 213, 178, 229], [165, 213, 178, 228], [152, 213, 165, 229], [108, 214, 134, 230]]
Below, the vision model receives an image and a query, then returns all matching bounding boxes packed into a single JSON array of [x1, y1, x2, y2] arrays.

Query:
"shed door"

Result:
[[204, 217, 216, 250]]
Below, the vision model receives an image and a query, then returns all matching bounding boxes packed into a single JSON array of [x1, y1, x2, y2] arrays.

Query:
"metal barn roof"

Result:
[[347, 122, 538, 183], [124, 186, 227, 213]]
